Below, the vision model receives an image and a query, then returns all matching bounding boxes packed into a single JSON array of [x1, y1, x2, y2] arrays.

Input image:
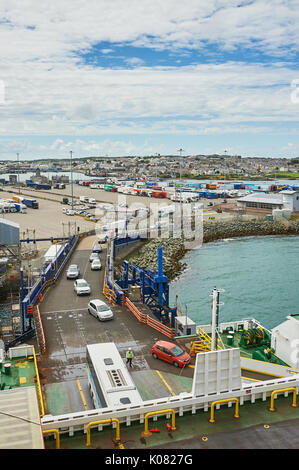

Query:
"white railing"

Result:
[[8, 345, 34, 359], [41, 373, 299, 435]]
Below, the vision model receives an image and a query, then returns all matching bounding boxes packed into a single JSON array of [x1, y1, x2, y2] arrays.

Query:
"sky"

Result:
[[0, 0, 299, 160]]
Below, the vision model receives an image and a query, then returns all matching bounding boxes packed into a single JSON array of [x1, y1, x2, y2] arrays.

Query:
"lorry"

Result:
[[14, 203, 27, 213], [22, 198, 39, 209], [171, 192, 199, 203], [44, 244, 63, 264], [80, 196, 89, 203]]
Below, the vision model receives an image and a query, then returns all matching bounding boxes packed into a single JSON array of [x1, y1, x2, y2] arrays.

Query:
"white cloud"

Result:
[[0, 0, 298, 157]]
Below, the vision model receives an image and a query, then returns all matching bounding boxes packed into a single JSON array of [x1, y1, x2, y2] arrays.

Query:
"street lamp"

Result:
[[70, 150, 74, 210]]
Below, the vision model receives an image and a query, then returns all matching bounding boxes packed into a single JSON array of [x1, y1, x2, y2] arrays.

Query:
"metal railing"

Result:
[[41, 374, 299, 436]]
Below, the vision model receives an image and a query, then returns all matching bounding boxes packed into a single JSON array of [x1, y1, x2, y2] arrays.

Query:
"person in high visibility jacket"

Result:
[[126, 348, 133, 368]]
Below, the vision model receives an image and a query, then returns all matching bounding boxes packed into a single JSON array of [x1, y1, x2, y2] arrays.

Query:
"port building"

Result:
[[237, 190, 299, 212]]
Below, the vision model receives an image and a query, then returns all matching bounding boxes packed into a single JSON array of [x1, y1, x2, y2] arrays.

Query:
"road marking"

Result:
[[155, 370, 176, 396], [76, 379, 89, 411], [43, 308, 87, 315], [188, 364, 195, 368]]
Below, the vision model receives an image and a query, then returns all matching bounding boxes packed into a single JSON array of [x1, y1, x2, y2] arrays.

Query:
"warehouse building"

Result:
[[237, 190, 299, 212]]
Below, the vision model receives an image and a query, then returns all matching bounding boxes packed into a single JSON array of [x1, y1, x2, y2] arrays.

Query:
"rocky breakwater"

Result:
[[203, 219, 299, 243], [126, 219, 299, 282], [127, 237, 188, 281]]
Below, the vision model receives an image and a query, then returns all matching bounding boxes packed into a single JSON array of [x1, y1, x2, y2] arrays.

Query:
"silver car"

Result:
[[91, 259, 102, 271], [66, 264, 80, 279], [88, 299, 114, 321], [89, 252, 100, 263], [74, 279, 91, 296]]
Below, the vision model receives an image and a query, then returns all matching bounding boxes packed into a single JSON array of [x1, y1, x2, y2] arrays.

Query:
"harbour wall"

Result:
[[124, 219, 299, 281]]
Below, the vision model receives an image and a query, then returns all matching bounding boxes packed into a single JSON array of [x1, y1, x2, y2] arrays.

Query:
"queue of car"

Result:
[[64, 239, 114, 323]]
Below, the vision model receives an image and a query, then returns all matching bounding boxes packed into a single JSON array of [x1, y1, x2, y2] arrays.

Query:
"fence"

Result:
[[125, 297, 175, 339], [21, 235, 79, 321], [41, 373, 299, 436]]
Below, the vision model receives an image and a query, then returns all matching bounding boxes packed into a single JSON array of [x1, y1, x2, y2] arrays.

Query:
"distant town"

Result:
[[1, 154, 299, 180]]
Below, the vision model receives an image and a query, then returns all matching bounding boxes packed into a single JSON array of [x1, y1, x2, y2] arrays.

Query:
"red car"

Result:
[[151, 340, 191, 368]]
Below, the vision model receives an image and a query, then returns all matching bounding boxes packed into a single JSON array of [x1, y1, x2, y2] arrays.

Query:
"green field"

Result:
[[267, 172, 299, 179]]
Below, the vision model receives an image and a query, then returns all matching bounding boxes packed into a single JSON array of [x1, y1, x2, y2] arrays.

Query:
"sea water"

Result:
[[170, 235, 299, 329]]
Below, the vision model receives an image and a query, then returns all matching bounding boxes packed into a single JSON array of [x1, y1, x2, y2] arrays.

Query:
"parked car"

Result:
[[66, 264, 80, 279], [74, 279, 91, 295], [88, 299, 113, 321], [151, 340, 191, 367], [91, 259, 102, 270], [92, 244, 102, 253], [89, 252, 100, 263]]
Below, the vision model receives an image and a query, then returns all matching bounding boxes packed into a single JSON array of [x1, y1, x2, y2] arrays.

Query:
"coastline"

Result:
[[123, 219, 299, 282]]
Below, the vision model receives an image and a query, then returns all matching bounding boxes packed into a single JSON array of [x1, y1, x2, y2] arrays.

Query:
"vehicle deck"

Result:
[[43, 393, 299, 449]]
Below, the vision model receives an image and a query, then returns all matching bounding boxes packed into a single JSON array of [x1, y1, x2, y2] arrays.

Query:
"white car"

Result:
[[91, 259, 102, 270], [66, 264, 80, 279], [98, 234, 107, 244], [92, 244, 102, 254], [74, 279, 91, 295], [89, 252, 100, 263], [88, 299, 114, 321]]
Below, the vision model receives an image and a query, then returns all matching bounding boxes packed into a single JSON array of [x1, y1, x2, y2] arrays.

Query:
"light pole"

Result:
[[17, 153, 20, 194], [70, 150, 74, 210]]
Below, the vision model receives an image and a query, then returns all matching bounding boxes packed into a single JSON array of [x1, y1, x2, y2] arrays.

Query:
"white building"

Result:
[[237, 190, 299, 212], [271, 315, 299, 368]]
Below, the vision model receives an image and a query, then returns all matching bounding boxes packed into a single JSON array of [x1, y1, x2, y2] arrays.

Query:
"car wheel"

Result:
[[152, 353, 158, 359], [173, 361, 179, 367]]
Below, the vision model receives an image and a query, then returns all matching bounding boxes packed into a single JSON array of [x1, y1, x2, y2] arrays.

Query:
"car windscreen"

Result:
[[170, 346, 184, 357], [77, 280, 87, 287], [69, 267, 77, 271], [96, 305, 110, 312]]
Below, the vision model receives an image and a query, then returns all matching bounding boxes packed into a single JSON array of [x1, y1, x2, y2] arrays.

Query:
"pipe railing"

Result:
[[209, 398, 240, 424], [32, 346, 45, 417], [86, 419, 120, 446], [43, 429, 60, 449], [143, 409, 176, 437], [269, 387, 298, 412]]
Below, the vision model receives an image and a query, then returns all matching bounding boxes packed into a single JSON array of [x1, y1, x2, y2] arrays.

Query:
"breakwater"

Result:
[[126, 219, 299, 281], [203, 219, 299, 243]]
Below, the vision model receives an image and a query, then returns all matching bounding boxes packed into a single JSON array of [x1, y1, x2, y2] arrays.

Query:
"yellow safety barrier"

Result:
[[32, 346, 45, 417], [86, 419, 120, 447], [143, 409, 176, 437], [209, 398, 240, 424], [190, 327, 223, 355], [43, 429, 60, 449], [269, 387, 298, 412], [103, 284, 117, 304]]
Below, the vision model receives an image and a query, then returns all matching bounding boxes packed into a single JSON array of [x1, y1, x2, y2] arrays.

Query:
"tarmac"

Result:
[[37, 235, 194, 417]]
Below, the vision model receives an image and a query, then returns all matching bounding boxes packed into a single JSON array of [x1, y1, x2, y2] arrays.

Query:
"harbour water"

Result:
[[170, 235, 299, 329]]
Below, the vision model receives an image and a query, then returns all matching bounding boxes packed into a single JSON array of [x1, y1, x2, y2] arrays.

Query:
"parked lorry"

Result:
[[22, 198, 39, 209]]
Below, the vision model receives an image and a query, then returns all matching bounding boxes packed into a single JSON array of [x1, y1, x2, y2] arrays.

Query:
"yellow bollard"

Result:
[[143, 409, 176, 437], [209, 398, 240, 424], [86, 419, 120, 447], [43, 429, 60, 449], [269, 387, 298, 412]]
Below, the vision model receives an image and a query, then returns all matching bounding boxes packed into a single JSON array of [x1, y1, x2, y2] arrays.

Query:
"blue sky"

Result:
[[0, 0, 298, 159]]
